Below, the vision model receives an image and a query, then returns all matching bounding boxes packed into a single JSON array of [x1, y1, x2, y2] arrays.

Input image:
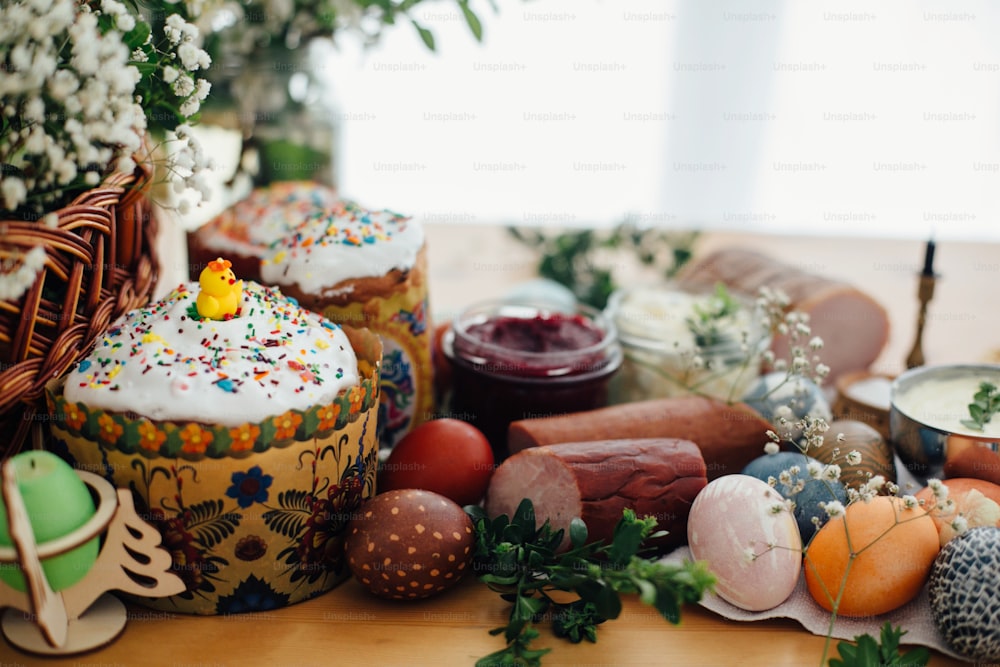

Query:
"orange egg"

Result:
[[804, 496, 939, 617], [915, 478, 1000, 546], [916, 477, 1000, 508]]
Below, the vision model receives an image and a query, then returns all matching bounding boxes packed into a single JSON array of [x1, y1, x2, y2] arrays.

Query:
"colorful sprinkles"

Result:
[[63, 280, 362, 425], [210, 180, 343, 247], [261, 201, 411, 263]]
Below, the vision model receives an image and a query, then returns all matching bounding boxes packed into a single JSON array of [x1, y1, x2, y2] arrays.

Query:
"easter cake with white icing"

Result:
[[186, 180, 343, 282], [45, 258, 384, 615], [60, 259, 375, 431], [188, 182, 433, 448], [259, 200, 425, 310]]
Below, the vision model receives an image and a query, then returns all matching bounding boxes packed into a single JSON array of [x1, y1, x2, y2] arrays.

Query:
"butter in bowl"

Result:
[[833, 370, 894, 441], [890, 364, 1000, 484]]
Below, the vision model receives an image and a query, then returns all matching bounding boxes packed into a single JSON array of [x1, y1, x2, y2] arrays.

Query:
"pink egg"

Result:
[[687, 474, 802, 611]]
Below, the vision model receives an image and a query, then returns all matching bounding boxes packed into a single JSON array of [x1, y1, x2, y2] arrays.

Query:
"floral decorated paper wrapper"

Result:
[[45, 326, 382, 615], [315, 246, 434, 449]]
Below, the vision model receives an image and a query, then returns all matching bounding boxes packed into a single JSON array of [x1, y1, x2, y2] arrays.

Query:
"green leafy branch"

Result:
[[686, 282, 741, 349], [358, 0, 496, 50], [960, 381, 999, 432], [829, 623, 929, 667], [507, 223, 699, 310], [465, 499, 715, 667]]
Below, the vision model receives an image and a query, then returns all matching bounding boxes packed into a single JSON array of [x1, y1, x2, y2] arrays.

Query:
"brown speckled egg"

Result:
[[817, 420, 896, 490], [345, 489, 474, 600]]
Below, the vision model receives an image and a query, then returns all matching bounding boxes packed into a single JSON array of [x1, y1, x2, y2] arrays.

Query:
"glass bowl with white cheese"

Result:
[[604, 284, 770, 404]]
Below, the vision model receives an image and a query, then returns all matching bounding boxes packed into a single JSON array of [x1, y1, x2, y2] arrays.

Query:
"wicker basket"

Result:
[[0, 164, 158, 458]]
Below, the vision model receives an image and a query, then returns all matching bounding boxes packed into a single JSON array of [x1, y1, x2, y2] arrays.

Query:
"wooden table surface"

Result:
[[5, 223, 996, 666], [15, 576, 969, 667]]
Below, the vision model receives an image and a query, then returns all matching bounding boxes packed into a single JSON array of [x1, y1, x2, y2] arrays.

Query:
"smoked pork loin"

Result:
[[675, 247, 890, 382]]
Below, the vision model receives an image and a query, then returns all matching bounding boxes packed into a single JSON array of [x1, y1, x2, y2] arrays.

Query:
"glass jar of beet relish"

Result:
[[442, 300, 622, 460]]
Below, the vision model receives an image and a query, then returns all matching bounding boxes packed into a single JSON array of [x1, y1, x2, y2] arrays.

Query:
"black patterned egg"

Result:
[[927, 526, 1000, 662], [742, 372, 831, 445]]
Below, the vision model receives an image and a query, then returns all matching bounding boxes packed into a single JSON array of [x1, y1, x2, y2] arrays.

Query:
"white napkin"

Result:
[[660, 546, 967, 662]]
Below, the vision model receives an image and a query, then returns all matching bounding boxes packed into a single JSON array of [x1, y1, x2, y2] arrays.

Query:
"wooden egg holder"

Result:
[[0, 463, 184, 656]]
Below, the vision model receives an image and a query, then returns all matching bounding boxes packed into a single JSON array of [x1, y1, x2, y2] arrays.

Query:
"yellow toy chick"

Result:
[[196, 257, 243, 320]]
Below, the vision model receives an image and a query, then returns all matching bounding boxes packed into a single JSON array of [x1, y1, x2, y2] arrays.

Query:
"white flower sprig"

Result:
[[756, 285, 830, 388], [647, 284, 830, 405], [1, 0, 212, 218], [0, 0, 214, 300]]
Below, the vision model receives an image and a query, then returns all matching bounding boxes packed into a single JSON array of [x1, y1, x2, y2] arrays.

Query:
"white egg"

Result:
[[687, 474, 802, 611]]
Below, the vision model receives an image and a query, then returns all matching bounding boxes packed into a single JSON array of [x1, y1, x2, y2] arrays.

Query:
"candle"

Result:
[[921, 238, 936, 277], [0, 451, 99, 592]]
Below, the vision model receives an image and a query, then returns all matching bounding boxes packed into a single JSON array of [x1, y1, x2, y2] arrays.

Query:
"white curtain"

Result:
[[317, 0, 1000, 240], [661, 0, 1000, 241]]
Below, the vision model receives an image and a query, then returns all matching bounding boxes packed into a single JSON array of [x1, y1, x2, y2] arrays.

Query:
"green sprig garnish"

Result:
[[686, 282, 742, 349], [465, 499, 715, 667], [960, 381, 1000, 432], [507, 223, 698, 309], [829, 622, 929, 667]]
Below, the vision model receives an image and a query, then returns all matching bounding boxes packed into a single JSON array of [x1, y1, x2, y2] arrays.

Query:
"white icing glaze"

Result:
[[200, 181, 343, 255], [259, 201, 424, 293], [63, 281, 360, 426]]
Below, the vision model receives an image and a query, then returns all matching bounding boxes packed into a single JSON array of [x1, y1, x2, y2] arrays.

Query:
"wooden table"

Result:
[[6, 224, 994, 666], [12, 576, 968, 667]]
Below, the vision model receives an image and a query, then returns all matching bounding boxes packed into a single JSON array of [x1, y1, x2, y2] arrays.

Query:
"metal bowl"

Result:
[[889, 363, 1000, 483]]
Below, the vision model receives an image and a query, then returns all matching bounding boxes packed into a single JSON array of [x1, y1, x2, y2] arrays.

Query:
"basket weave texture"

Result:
[[0, 165, 158, 458]]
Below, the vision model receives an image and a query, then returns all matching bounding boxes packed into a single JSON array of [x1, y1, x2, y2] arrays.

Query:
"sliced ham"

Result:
[[484, 438, 707, 553], [507, 396, 773, 480], [675, 247, 890, 383]]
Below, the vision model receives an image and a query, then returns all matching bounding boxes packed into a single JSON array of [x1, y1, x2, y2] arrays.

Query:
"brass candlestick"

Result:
[[905, 239, 937, 369]]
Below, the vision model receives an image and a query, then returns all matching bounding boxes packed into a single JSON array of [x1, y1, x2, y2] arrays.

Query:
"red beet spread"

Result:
[[445, 311, 621, 459], [465, 314, 604, 355]]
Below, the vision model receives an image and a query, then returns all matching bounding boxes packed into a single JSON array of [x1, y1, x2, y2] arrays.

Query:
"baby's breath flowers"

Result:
[[653, 284, 830, 405], [756, 285, 830, 389], [757, 405, 991, 665], [0, 0, 213, 299], [2, 0, 212, 218]]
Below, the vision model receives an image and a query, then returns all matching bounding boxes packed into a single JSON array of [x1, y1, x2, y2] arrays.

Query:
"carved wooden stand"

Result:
[[0, 467, 184, 655]]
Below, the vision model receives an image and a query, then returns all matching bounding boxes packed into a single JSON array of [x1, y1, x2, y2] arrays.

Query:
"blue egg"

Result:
[[742, 451, 848, 543], [742, 372, 832, 445]]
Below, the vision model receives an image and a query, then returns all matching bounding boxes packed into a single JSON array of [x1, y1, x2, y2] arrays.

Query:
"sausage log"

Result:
[[507, 396, 773, 480], [484, 438, 707, 553]]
